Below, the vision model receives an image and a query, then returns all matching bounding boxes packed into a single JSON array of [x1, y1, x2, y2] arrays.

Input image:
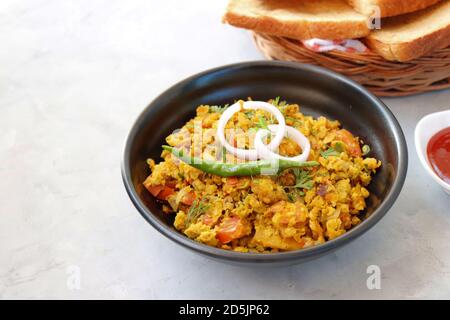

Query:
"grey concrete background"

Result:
[[1, 0, 449, 299]]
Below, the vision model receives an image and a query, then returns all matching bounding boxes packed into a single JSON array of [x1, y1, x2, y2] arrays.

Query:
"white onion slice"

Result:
[[254, 124, 310, 162], [216, 101, 286, 160]]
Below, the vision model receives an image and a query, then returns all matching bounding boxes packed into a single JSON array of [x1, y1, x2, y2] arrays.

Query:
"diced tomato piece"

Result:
[[216, 216, 245, 244], [146, 185, 164, 197], [181, 191, 196, 206], [157, 187, 175, 200], [165, 180, 177, 188], [227, 177, 239, 185], [335, 129, 362, 157], [203, 215, 214, 226]]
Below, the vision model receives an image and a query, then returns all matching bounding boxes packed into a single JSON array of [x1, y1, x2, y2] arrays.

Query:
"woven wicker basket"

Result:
[[253, 32, 450, 97]]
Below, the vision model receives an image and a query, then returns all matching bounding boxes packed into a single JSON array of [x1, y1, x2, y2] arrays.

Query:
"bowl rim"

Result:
[[121, 61, 408, 263], [414, 110, 450, 191]]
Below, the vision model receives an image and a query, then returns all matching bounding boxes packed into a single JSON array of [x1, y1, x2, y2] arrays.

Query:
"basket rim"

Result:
[[252, 32, 450, 97]]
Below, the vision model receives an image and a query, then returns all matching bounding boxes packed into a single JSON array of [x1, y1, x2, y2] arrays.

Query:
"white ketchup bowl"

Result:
[[414, 110, 450, 195]]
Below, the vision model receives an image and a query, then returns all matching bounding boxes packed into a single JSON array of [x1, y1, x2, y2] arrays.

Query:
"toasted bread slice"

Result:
[[223, 0, 370, 40], [346, 0, 442, 18], [365, 0, 450, 61]]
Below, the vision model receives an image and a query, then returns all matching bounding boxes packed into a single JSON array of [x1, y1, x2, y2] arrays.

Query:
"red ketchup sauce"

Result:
[[427, 127, 450, 184]]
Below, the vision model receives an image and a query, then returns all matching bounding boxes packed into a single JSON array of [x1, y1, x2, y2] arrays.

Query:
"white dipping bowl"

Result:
[[415, 110, 450, 195]]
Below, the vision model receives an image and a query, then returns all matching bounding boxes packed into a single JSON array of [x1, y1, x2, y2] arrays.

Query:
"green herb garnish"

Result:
[[285, 116, 302, 126], [284, 169, 314, 199], [253, 115, 273, 142], [272, 96, 287, 107], [291, 168, 314, 189], [186, 199, 210, 226], [286, 188, 306, 202], [209, 104, 230, 114], [287, 193, 296, 202], [244, 110, 255, 120], [256, 115, 269, 130], [272, 96, 280, 106]]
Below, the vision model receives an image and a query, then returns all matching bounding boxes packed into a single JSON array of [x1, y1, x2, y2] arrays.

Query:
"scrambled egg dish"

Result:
[[143, 99, 381, 253]]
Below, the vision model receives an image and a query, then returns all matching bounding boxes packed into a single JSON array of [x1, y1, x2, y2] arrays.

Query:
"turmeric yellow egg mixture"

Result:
[[143, 99, 381, 253]]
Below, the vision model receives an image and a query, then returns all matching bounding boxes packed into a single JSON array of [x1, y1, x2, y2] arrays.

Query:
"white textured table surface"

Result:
[[1, 0, 449, 299]]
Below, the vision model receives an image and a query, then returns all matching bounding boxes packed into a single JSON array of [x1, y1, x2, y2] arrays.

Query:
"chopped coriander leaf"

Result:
[[272, 96, 287, 107], [244, 110, 255, 119], [186, 199, 210, 226], [287, 193, 295, 202], [209, 104, 229, 113], [284, 169, 314, 192], [253, 115, 273, 142], [256, 115, 269, 130], [272, 96, 280, 106], [321, 147, 340, 159], [285, 116, 302, 125], [286, 188, 305, 202], [292, 168, 314, 189]]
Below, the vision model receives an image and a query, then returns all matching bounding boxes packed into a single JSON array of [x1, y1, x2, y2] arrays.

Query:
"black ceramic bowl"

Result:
[[122, 61, 407, 266]]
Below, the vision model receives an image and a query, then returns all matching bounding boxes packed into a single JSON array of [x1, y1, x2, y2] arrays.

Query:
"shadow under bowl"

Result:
[[122, 61, 408, 266]]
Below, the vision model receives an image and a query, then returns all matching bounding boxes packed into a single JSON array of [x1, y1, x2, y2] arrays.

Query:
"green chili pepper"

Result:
[[162, 145, 319, 177]]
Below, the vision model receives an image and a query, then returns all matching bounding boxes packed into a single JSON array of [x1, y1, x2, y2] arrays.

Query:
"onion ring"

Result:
[[254, 124, 310, 162], [216, 101, 286, 160]]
